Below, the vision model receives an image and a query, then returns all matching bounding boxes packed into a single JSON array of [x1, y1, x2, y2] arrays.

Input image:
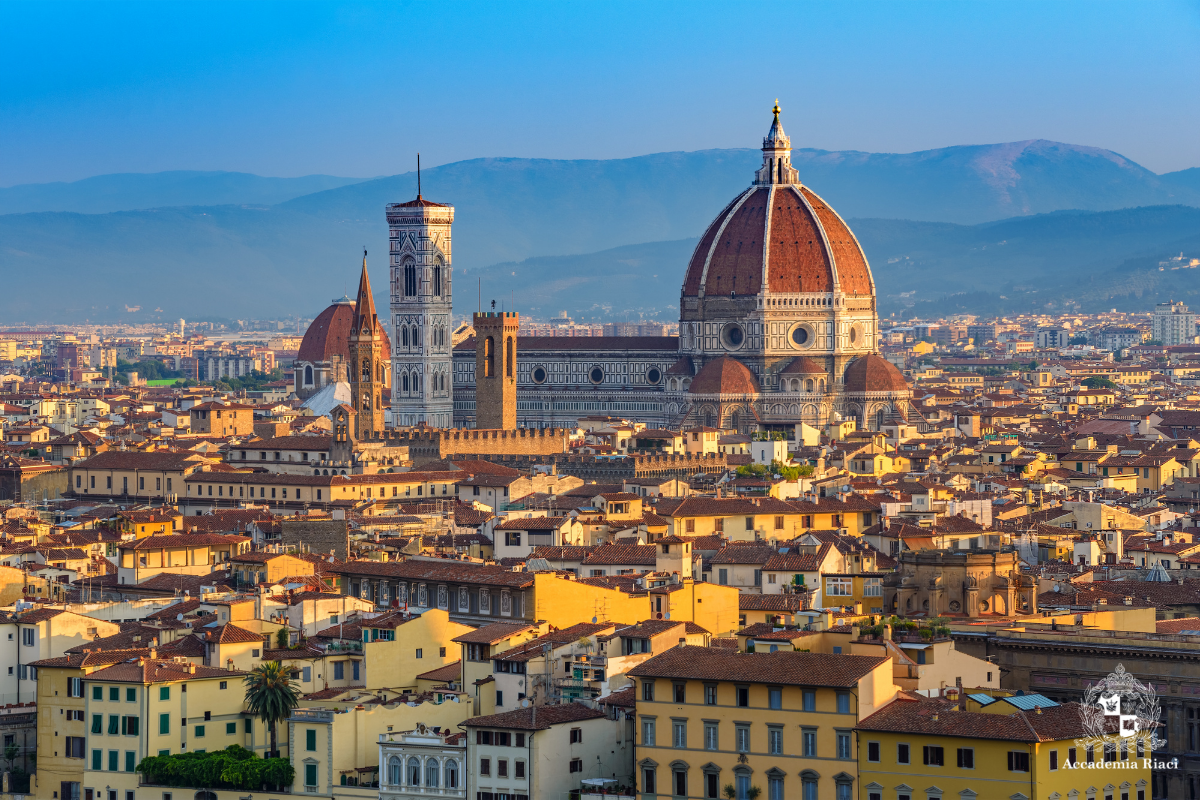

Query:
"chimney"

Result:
[[148, 647, 157, 659], [187, 662, 196, 674], [931, 712, 938, 721]]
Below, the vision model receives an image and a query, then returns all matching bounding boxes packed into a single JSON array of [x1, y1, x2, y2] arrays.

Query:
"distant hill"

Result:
[[1, 140, 1198, 322], [0, 171, 366, 215]]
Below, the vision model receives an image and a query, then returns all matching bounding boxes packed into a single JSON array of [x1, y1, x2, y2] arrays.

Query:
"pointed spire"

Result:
[[755, 99, 799, 186], [352, 249, 379, 336]]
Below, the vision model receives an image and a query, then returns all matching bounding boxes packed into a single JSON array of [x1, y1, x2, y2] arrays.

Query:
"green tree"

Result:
[[1083, 376, 1117, 390], [275, 628, 289, 649], [243, 662, 300, 758]]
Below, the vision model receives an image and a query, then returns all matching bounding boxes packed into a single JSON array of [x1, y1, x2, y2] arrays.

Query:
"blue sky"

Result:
[[2, 0, 1198, 186]]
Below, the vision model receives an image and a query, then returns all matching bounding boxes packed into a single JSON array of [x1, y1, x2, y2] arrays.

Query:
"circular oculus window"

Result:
[[589, 366, 604, 384], [646, 367, 662, 385], [789, 324, 813, 349], [721, 323, 746, 350], [531, 366, 547, 384]]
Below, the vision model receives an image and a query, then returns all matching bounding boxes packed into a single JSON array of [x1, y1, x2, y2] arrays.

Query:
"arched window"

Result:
[[444, 760, 459, 789], [402, 326, 408, 347], [304, 365, 313, 385], [362, 393, 371, 411], [432, 264, 442, 297], [411, 325, 419, 348], [389, 757, 402, 786], [805, 378, 814, 392], [425, 759, 440, 788], [362, 358, 371, 381], [407, 757, 421, 786], [876, 408, 886, 430], [484, 336, 495, 378], [506, 337, 514, 378], [413, 374, 419, 394], [404, 260, 417, 296]]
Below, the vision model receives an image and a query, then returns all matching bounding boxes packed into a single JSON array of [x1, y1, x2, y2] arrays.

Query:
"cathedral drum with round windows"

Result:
[[531, 365, 548, 384]]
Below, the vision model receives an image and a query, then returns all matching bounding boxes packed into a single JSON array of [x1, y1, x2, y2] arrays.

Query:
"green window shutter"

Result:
[[125, 751, 135, 772], [92, 686, 102, 701], [226, 722, 236, 735], [126, 688, 136, 702], [107, 750, 118, 771], [159, 714, 170, 735], [121, 717, 128, 736], [244, 718, 252, 733], [91, 750, 101, 771], [305, 764, 318, 786], [108, 715, 119, 735], [195, 725, 205, 738], [159, 687, 170, 701], [306, 729, 316, 751], [91, 715, 102, 734]]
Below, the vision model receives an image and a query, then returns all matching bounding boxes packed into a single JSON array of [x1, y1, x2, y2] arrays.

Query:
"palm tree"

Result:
[[244, 661, 300, 759]]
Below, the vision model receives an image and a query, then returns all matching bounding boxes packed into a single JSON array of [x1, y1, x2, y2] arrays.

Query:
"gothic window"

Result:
[[404, 260, 417, 296], [432, 264, 442, 297], [304, 365, 313, 385], [806, 378, 814, 392], [413, 374, 420, 393], [506, 337, 514, 378], [411, 325, 419, 348], [484, 336, 495, 378], [362, 394, 371, 411], [402, 326, 408, 347], [362, 358, 371, 381]]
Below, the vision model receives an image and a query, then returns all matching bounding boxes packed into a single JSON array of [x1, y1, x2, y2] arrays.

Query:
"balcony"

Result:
[[290, 709, 334, 723]]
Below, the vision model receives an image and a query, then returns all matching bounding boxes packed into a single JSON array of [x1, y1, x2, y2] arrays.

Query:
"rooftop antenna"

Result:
[[417, 153, 421, 198]]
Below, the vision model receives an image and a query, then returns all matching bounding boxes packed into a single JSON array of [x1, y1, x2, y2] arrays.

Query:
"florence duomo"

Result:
[[301, 104, 912, 436], [9, 4, 1195, 799]]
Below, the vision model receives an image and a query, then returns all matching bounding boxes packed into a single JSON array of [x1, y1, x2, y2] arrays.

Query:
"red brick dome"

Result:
[[780, 356, 827, 375], [689, 357, 760, 395], [681, 185, 874, 299], [843, 354, 908, 393], [681, 107, 874, 300], [298, 298, 391, 363]]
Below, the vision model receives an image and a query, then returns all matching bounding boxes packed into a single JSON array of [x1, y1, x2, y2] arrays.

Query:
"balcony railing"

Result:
[[290, 709, 334, 723]]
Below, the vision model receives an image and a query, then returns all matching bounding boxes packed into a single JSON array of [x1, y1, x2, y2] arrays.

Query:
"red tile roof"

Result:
[[628, 644, 886, 687]]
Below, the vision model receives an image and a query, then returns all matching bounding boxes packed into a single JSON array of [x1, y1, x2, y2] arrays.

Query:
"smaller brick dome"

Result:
[[689, 357, 760, 395], [843, 354, 908, 394], [780, 356, 827, 375]]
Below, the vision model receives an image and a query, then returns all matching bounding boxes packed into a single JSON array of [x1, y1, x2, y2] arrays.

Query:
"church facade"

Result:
[[450, 106, 912, 432]]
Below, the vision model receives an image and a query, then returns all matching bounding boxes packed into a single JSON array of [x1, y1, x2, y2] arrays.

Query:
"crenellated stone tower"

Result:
[[348, 253, 386, 439], [387, 187, 455, 428], [472, 312, 518, 429]]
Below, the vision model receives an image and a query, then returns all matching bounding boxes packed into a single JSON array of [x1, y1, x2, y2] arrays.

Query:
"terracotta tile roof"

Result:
[[29, 648, 151, 669], [738, 623, 819, 641], [710, 637, 738, 650], [738, 594, 806, 612], [580, 543, 656, 566], [464, 703, 605, 730], [494, 623, 618, 662], [416, 660, 462, 683], [85, 658, 244, 683], [198, 623, 263, 645], [856, 694, 1104, 741], [528, 546, 594, 561], [122, 533, 249, 550], [710, 544, 777, 565], [598, 686, 635, 708], [762, 553, 821, 571], [66, 625, 162, 653], [1156, 617, 1200, 634], [495, 517, 569, 531], [628, 645, 887, 687], [450, 622, 539, 645]]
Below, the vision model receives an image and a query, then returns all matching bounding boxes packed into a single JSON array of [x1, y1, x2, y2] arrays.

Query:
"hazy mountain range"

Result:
[[1, 140, 1198, 323]]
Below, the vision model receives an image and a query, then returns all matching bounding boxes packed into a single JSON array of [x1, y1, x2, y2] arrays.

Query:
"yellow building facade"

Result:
[[629, 646, 896, 800]]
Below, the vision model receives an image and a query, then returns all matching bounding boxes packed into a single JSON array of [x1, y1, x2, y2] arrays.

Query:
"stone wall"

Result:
[[281, 519, 350, 561]]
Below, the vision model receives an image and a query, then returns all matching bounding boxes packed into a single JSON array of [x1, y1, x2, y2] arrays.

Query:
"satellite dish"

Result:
[[1053, 584, 1061, 593], [664, 612, 670, 620], [177, 613, 184, 621], [591, 616, 597, 623]]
